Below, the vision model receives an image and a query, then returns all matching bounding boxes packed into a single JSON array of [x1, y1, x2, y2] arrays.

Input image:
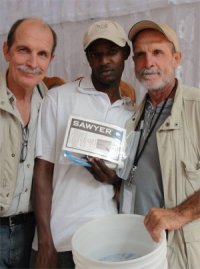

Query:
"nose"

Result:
[[100, 54, 110, 65], [27, 53, 38, 68], [145, 54, 154, 68]]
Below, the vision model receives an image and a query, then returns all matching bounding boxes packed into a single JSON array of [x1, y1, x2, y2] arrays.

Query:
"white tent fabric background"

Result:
[[0, 0, 200, 101]]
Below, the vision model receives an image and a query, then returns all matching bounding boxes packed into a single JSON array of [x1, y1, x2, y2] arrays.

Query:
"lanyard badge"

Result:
[[128, 165, 137, 185], [121, 180, 136, 214]]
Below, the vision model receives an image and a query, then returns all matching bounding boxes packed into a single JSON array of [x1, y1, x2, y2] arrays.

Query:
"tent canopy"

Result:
[[1, 0, 200, 101]]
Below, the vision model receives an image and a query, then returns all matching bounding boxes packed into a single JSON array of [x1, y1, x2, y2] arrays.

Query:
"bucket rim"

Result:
[[72, 214, 167, 265]]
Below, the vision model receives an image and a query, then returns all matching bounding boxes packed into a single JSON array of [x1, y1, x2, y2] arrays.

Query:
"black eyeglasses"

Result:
[[20, 126, 29, 163]]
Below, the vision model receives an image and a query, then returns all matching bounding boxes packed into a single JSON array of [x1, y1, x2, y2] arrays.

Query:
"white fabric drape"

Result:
[[1, 0, 200, 101]]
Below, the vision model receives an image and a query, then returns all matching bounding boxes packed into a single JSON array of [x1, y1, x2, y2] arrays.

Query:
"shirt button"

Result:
[[27, 164, 30, 168], [165, 122, 170, 127], [11, 153, 15, 157], [6, 193, 10, 197], [25, 188, 28, 192]]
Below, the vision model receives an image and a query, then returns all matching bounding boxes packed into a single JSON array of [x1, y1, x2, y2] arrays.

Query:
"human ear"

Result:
[[123, 44, 130, 60], [3, 42, 10, 62], [173, 51, 182, 67], [50, 54, 55, 61]]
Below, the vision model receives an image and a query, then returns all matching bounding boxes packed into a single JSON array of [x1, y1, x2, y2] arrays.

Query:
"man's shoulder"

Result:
[[181, 83, 200, 101], [0, 71, 6, 85], [0, 71, 4, 80], [0, 71, 8, 99], [46, 80, 79, 98]]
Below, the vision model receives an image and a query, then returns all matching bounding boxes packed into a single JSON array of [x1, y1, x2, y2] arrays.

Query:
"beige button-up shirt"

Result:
[[0, 71, 47, 216]]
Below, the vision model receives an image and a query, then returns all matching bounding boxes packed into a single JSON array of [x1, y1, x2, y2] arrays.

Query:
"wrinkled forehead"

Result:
[[15, 19, 53, 42], [132, 29, 174, 50], [13, 19, 54, 51]]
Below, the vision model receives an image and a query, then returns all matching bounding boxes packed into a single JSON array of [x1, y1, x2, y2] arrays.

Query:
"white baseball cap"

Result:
[[128, 20, 180, 52], [83, 20, 128, 50]]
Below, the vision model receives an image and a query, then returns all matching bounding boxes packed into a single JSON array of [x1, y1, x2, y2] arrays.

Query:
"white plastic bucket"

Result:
[[72, 214, 168, 269]]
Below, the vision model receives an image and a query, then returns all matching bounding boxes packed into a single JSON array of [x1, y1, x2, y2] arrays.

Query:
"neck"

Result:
[[91, 75, 121, 104], [6, 72, 35, 125], [148, 79, 177, 107], [7, 75, 34, 103], [106, 88, 121, 103]]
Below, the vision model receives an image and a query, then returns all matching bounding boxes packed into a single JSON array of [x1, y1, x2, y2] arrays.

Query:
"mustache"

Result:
[[140, 68, 161, 76], [17, 65, 43, 75]]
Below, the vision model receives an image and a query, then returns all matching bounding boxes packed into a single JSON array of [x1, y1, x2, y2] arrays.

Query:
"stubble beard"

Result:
[[138, 68, 175, 91]]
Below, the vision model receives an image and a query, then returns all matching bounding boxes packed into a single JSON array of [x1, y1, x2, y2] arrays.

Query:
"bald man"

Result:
[[0, 18, 55, 268]]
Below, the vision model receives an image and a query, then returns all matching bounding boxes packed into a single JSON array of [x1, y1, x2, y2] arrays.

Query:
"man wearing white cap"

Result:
[[120, 20, 200, 269], [31, 20, 133, 268]]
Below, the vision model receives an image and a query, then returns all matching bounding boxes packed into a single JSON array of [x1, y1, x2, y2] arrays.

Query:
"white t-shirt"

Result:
[[32, 77, 133, 251]]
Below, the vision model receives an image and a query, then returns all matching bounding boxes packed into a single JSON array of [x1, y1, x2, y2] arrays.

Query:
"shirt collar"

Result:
[[77, 76, 134, 109], [6, 87, 15, 106]]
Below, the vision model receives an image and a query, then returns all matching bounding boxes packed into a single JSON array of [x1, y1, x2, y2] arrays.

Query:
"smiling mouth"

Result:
[[142, 73, 159, 79], [22, 72, 39, 78], [101, 69, 113, 75], [17, 65, 42, 76]]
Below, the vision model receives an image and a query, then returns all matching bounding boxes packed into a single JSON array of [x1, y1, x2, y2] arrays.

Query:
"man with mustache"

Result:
[[0, 18, 55, 268], [120, 20, 200, 269], [31, 20, 132, 269]]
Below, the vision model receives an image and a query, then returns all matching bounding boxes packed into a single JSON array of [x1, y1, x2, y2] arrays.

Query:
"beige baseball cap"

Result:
[[128, 20, 180, 52], [83, 20, 128, 50]]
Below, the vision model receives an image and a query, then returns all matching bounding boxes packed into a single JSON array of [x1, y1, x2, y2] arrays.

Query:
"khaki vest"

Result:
[[0, 72, 47, 214], [125, 80, 200, 269]]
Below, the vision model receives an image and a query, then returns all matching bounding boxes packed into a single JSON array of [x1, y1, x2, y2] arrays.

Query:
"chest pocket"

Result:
[[182, 160, 200, 197], [177, 111, 200, 199], [0, 113, 18, 155]]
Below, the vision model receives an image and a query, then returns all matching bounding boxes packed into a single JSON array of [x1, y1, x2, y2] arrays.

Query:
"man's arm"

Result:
[[144, 190, 200, 242], [33, 158, 58, 268]]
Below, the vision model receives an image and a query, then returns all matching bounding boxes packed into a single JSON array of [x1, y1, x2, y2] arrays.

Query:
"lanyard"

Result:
[[128, 82, 177, 185], [37, 85, 44, 99]]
